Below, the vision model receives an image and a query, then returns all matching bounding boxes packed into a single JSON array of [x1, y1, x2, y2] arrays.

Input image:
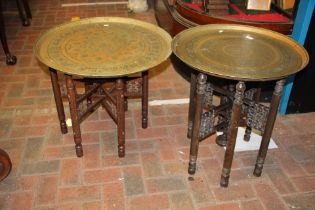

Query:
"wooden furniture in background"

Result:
[[0, 0, 32, 64]]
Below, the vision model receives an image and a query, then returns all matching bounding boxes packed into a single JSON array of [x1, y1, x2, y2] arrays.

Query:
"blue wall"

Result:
[[279, 1, 315, 115]]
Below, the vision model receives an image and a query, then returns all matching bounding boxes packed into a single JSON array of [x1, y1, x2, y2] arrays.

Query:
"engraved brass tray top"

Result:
[[34, 17, 172, 77], [172, 24, 309, 81]]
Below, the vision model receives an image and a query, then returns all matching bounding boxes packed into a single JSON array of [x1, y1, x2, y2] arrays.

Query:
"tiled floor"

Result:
[[0, 0, 315, 209]]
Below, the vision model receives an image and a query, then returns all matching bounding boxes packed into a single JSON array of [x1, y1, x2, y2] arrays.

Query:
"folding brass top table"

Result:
[[172, 24, 309, 187], [35, 17, 171, 157]]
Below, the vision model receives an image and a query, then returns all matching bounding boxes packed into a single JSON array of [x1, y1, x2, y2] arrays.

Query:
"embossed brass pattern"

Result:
[[35, 17, 172, 77], [172, 24, 309, 81]]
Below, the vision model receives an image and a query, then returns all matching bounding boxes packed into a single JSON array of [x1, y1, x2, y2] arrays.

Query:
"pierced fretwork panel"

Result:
[[198, 82, 232, 140], [246, 103, 269, 133], [126, 78, 142, 96], [199, 111, 216, 139], [244, 88, 257, 101], [203, 83, 214, 108]]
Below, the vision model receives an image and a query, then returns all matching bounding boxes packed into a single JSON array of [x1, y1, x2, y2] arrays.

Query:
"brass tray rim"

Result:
[[172, 24, 309, 81], [34, 17, 172, 78]]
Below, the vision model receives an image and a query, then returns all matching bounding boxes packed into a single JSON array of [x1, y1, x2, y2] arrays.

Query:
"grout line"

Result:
[[149, 98, 189, 106], [61, 2, 128, 7]]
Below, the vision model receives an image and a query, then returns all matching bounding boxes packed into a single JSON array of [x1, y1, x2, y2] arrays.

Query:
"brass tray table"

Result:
[[172, 24, 308, 187], [35, 17, 171, 157]]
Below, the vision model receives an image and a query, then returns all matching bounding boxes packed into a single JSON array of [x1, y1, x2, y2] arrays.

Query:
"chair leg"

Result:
[[116, 78, 125, 157], [188, 73, 207, 175], [65, 75, 83, 157], [16, 0, 30, 26], [220, 81, 245, 187], [254, 79, 285, 177], [187, 72, 197, 138], [0, 2, 17, 65], [141, 71, 148, 129], [50, 68, 68, 134]]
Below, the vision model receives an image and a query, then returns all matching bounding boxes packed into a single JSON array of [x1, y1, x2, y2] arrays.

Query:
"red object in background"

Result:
[[185, 3, 289, 22]]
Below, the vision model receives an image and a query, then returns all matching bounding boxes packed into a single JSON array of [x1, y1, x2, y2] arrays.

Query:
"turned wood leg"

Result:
[[116, 78, 125, 157], [0, 149, 12, 182], [243, 126, 252, 141], [124, 97, 128, 111], [216, 84, 234, 146], [84, 82, 93, 106], [65, 75, 83, 157], [50, 68, 68, 134], [220, 81, 245, 187], [0, 2, 17, 65], [216, 96, 229, 146], [243, 100, 254, 142], [141, 71, 148, 129], [16, 0, 30, 26], [254, 80, 285, 177], [187, 71, 197, 138], [188, 73, 207, 175]]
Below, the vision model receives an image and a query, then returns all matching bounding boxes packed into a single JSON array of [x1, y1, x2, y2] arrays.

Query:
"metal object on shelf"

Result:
[[34, 17, 172, 78], [172, 24, 309, 81]]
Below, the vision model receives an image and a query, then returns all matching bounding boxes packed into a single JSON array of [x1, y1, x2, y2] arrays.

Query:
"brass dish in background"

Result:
[[172, 24, 309, 81], [34, 17, 172, 78]]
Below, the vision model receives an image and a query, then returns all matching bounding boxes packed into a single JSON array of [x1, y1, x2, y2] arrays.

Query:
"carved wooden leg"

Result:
[[188, 73, 207, 175], [116, 78, 125, 157], [50, 68, 68, 134], [243, 101, 254, 142], [216, 84, 234, 146], [141, 71, 148, 129], [124, 97, 128, 111], [220, 81, 245, 187], [16, 0, 30, 26], [0, 149, 12, 182], [84, 81, 93, 106], [187, 71, 197, 138], [216, 96, 229, 146], [0, 2, 17, 65], [243, 126, 252, 141], [65, 75, 83, 157], [254, 79, 285, 177]]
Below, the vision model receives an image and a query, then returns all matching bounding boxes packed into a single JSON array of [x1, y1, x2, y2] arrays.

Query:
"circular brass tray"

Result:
[[35, 17, 172, 77], [172, 24, 309, 81]]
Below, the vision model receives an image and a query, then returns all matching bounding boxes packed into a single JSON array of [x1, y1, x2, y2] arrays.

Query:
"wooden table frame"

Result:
[[50, 67, 149, 158], [188, 72, 285, 187]]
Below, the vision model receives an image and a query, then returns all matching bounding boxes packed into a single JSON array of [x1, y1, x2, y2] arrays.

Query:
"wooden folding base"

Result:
[[187, 72, 285, 187], [49, 68, 148, 158]]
